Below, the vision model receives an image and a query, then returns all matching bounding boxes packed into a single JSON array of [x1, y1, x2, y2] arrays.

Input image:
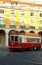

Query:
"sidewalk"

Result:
[[0, 47, 9, 57], [0, 46, 9, 51]]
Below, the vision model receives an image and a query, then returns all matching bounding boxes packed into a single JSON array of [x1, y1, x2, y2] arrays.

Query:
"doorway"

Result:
[[0, 30, 5, 47]]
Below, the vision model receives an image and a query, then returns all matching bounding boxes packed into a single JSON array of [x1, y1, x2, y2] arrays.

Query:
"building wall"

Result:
[[0, 5, 42, 29]]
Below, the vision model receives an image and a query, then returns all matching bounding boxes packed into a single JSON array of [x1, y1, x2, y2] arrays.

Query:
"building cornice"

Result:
[[0, 0, 42, 7]]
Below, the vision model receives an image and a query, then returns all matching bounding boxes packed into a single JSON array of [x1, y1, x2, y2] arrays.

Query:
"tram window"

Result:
[[27, 38, 37, 42], [19, 37, 22, 43], [37, 39, 40, 42], [10, 36, 14, 42], [15, 36, 18, 41], [23, 37, 27, 43]]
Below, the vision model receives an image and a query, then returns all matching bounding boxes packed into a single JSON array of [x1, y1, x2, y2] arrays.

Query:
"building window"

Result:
[[21, 13, 24, 15], [30, 12, 34, 16], [29, 26, 35, 29], [0, 17, 4, 25], [11, 9, 14, 14], [0, 9, 4, 13], [40, 13, 42, 17], [39, 20, 42, 24], [39, 26, 42, 29], [21, 10, 25, 16], [10, 21, 14, 25]]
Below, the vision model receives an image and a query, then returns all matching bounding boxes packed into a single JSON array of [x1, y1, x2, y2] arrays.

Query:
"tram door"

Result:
[[19, 37, 22, 48]]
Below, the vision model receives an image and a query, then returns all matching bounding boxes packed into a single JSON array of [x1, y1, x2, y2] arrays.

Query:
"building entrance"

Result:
[[0, 30, 5, 47]]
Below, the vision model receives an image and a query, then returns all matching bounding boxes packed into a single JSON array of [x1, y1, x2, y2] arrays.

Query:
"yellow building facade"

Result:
[[0, 1, 42, 47], [0, 3, 42, 29]]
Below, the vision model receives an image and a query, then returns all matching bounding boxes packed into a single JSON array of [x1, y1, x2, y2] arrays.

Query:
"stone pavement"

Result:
[[0, 47, 42, 65], [0, 47, 9, 57]]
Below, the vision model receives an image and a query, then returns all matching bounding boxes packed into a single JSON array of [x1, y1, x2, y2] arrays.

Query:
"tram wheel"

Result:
[[36, 47, 40, 50]]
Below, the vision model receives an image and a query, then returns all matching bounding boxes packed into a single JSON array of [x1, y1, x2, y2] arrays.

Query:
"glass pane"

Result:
[[10, 36, 14, 42], [31, 12, 34, 16], [37, 39, 40, 42], [10, 21, 14, 25], [15, 36, 18, 41], [27, 38, 37, 42], [19, 37, 22, 43]]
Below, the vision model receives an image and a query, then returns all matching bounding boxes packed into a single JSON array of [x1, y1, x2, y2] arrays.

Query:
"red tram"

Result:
[[9, 30, 41, 51]]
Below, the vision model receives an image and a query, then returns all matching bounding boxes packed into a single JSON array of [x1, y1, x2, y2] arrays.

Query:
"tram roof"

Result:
[[25, 32, 40, 37]]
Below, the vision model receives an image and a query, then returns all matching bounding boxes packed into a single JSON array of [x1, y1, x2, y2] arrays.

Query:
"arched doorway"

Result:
[[0, 30, 5, 47], [19, 30, 25, 35], [9, 30, 19, 35], [29, 31, 35, 33], [8, 30, 19, 43], [38, 31, 42, 44]]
